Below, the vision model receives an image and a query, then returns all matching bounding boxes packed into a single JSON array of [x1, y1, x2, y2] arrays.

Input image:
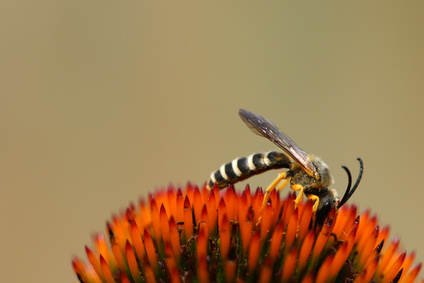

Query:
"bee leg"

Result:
[[261, 172, 287, 209], [276, 177, 290, 192], [291, 184, 305, 208], [306, 194, 320, 213], [257, 172, 287, 225], [306, 195, 319, 225]]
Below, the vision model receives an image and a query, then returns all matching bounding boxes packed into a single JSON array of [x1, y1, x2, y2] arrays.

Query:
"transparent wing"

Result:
[[239, 109, 317, 176]]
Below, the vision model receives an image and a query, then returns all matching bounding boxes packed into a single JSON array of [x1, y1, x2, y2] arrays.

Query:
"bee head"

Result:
[[315, 158, 364, 226]]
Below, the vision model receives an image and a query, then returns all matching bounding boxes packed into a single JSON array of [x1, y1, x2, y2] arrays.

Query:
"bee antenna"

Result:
[[348, 158, 364, 200], [338, 158, 364, 208], [338, 165, 352, 208]]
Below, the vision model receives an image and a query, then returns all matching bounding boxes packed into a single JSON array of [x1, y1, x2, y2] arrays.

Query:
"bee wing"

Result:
[[239, 109, 317, 176]]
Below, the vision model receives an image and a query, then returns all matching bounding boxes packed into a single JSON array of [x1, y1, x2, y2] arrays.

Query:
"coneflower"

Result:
[[72, 183, 422, 283]]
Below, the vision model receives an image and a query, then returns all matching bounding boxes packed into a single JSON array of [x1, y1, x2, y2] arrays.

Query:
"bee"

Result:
[[208, 109, 363, 223]]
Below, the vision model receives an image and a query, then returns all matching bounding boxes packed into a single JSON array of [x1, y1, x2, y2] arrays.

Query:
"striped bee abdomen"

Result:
[[207, 151, 291, 189]]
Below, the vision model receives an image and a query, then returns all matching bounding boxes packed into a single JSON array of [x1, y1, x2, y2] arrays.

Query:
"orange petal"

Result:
[[224, 260, 237, 283], [357, 215, 377, 251], [193, 187, 203, 224], [167, 186, 177, 219], [375, 226, 390, 251], [201, 185, 210, 204], [212, 185, 220, 207], [94, 233, 115, 267], [281, 247, 297, 282], [224, 185, 237, 221], [382, 251, 406, 283], [241, 206, 254, 255], [333, 205, 357, 241], [239, 191, 249, 222], [137, 199, 150, 231], [71, 260, 83, 281], [121, 272, 131, 283], [248, 229, 261, 272], [298, 229, 315, 271], [401, 250, 416, 280], [169, 216, 181, 262], [259, 265, 272, 283], [244, 185, 252, 205], [280, 193, 296, 231], [300, 273, 314, 283], [111, 239, 127, 273], [269, 221, 284, 263], [144, 264, 157, 283], [268, 188, 278, 213], [150, 198, 162, 243], [160, 204, 170, 242], [315, 254, 334, 283], [358, 226, 379, 267], [185, 183, 195, 207], [197, 225, 208, 260], [363, 239, 384, 271], [100, 255, 115, 283], [85, 246, 104, 282], [176, 189, 184, 223], [183, 195, 193, 240], [284, 206, 299, 252], [355, 254, 380, 283], [378, 237, 400, 275], [298, 199, 313, 240], [328, 227, 356, 280], [197, 255, 210, 283], [126, 240, 142, 283], [355, 209, 370, 242], [111, 214, 128, 251], [207, 190, 217, 233], [130, 219, 145, 263], [200, 204, 209, 237], [164, 241, 177, 278], [218, 197, 228, 231], [260, 199, 273, 242], [252, 188, 264, 224], [143, 228, 158, 271], [219, 213, 231, 261], [311, 210, 335, 264], [402, 263, 422, 283]]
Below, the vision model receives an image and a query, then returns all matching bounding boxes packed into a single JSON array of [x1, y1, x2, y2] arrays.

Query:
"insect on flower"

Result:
[[208, 109, 363, 224]]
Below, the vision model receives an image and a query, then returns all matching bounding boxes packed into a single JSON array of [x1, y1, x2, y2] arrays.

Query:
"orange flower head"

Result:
[[72, 183, 423, 283]]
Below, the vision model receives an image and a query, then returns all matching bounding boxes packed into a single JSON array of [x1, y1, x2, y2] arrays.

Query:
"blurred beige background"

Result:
[[1, 1, 424, 282]]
